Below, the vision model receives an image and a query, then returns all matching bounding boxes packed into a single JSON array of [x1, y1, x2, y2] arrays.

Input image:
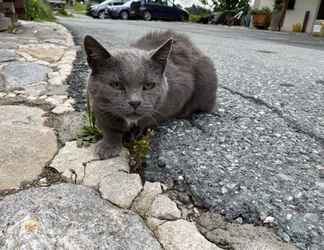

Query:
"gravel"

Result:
[[144, 89, 324, 250]]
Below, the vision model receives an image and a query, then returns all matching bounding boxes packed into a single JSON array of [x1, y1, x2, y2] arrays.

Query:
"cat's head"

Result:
[[84, 35, 173, 124]]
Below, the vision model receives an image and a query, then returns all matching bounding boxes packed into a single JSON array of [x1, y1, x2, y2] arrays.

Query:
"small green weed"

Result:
[[78, 94, 102, 145], [125, 129, 154, 161]]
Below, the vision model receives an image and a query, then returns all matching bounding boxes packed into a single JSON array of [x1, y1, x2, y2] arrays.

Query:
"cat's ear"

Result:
[[151, 38, 173, 72], [84, 35, 111, 70]]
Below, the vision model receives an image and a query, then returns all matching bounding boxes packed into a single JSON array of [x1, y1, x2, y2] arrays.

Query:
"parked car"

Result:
[[108, 0, 189, 21], [46, 0, 66, 9], [87, 0, 127, 19], [107, 0, 141, 19]]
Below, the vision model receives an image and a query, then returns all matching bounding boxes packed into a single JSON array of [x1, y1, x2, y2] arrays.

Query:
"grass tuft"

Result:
[[78, 94, 102, 145], [125, 129, 154, 161]]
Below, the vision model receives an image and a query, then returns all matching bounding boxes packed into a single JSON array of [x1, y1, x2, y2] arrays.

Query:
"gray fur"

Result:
[[84, 30, 217, 159]]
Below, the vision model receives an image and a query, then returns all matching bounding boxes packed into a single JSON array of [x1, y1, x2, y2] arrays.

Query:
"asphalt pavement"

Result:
[[59, 16, 324, 250]]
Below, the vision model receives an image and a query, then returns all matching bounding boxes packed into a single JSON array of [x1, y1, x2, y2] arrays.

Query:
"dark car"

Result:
[[108, 0, 188, 21], [139, 0, 188, 21]]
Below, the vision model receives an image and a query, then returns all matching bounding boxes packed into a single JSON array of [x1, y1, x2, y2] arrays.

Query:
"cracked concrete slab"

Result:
[[132, 182, 163, 217], [149, 194, 181, 220], [50, 141, 98, 183], [197, 212, 298, 250], [99, 172, 143, 209], [145, 89, 324, 249], [156, 219, 222, 250], [0, 49, 16, 63], [0, 105, 57, 190], [17, 46, 65, 63], [1, 62, 51, 89], [0, 184, 162, 250]]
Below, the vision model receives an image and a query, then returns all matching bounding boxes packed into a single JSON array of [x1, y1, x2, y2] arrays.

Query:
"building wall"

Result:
[[253, 0, 275, 9], [254, 0, 321, 33], [283, 0, 321, 33]]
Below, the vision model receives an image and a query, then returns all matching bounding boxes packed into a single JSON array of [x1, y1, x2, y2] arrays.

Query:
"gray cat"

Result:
[[84, 30, 217, 159]]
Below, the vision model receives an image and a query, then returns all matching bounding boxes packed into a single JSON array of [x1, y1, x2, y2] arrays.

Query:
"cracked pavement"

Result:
[[59, 16, 324, 250]]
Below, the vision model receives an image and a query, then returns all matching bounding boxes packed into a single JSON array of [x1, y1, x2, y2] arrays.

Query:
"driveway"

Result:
[[59, 16, 324, 250]]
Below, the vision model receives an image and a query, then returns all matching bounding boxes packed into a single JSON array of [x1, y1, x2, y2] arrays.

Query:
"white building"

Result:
[[254, 0, 324, 33]]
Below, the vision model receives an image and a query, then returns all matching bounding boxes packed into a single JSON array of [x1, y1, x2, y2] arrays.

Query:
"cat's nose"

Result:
[[128, 101, 141, 109]]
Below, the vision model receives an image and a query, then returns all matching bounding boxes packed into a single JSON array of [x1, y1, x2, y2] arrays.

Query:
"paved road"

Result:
[[60, 16, 324, 250]]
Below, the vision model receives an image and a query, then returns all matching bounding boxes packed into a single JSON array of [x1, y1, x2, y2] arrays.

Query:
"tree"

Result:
[[185, 4, 211, 16], [200, 0, 250, 13]]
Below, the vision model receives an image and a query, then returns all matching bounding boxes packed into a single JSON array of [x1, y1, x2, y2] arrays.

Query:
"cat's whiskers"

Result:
[[152, 110, 165, 119]]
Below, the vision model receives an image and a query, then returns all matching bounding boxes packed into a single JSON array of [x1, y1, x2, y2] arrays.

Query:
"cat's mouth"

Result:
[[125, 112, 142, 127], [127, 112, 142, 119]]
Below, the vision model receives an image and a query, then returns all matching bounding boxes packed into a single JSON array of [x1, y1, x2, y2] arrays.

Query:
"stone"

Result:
[[264, 216, 275, 224], [0, 74, 5, 90], [18, 47, 65, 63], [1, 62, 51, 89], [51, 99, 75, 114], [132, 182, 163, 217], [83, 148, 130, 187], [0, 49, 16, 63], [22, 82, 47, 97], [48, 71, 60, 79], [0, 184, 162, 250], [156, 220, 221, 250], [55, 112, 85, 143], [50, 141, 98, 183], [146, 217, 166, 231], [197, 212, 298, 250], [149, 195, 181, 220], [58, 63, 73, 77], [45, 95, 67, 106], [0, 105, 57, 190], [48, 76, 64, 85], [0, 15, 10, 32], [318, 166, 324, 178], [99, 172, 143, 209], [7, 93, 16, 98]]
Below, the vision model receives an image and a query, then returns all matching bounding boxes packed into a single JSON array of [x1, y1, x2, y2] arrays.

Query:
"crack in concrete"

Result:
[[220, 85, 324, 146]]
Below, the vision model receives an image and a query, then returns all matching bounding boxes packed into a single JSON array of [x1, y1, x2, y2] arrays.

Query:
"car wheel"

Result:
[[98, 11, 106, 19], [143, 11, 152, 21], [120, 11, 129, 20], [180, 14, 188, 22]]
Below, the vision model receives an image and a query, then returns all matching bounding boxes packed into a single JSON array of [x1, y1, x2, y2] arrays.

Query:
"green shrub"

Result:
[[24, 0, 55, 21], [189, 14, 202, 22], [250, 7, 272, 16], [57, 6, 71, 16], [73, 2, 87, 13]]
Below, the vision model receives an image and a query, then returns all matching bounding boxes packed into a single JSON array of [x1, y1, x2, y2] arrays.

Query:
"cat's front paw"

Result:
[[96, 141, 122, 159]]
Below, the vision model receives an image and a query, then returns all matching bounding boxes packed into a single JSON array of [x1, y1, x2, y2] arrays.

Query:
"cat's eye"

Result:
[[109, 82, 124, 90], [143, 82, 155, 91]]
